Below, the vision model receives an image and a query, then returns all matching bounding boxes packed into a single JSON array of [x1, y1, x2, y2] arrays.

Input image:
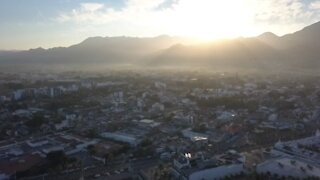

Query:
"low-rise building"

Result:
[[101, 132, 141, 146], [257, 157, 320, 178], [172, 151, 246, 180]]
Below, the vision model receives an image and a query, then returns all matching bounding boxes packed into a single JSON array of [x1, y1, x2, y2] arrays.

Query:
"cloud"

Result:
[[80, 3, 104, 12], [56, 2, 119, 24], [310, 1, 320, 10], [253, 0, 313, 24], [56, 0, 168, 24], [56, 0, 320, 37], [126, 0, 167, 9]]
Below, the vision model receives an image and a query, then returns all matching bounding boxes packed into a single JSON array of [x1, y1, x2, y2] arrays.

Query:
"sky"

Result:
[[1, 0, 320, 50]]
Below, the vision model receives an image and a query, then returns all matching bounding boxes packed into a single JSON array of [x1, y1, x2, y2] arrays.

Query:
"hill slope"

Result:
[[1, 22, 320, 72]]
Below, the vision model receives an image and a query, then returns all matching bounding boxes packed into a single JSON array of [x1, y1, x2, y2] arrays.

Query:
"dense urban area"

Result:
[[0, 70, 319, 180]]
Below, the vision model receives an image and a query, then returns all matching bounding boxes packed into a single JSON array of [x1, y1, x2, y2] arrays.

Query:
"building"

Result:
[[101, 132, 141, 146], [271, 130, 320, 166], [27, 139, 49, 148], [13, 90, 24, 101], [0, 154, 44, 179], [182, 129, 208, 142], [172, 151, 246, 180], [55, 119, 71, 130], [0, 96, 6, 103], [257, 157, 320, 178], [256, 130, 320, 178]]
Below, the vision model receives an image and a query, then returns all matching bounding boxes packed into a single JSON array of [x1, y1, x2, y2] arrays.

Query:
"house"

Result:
[[171, 151, 246, 180], [0, 154, 44, 179], [257, 157, 320, 178], [150, 103, 165, 113], [181, 128, 208, 142], [27, 138, 49, 148], [101, 132, 141, 146], [88, 142, 122, 164], [55, 119, 70, 130]]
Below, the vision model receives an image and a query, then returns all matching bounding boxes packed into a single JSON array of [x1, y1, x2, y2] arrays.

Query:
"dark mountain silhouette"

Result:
[[0, 21, 320, 72], [0, 35, 193, 71]]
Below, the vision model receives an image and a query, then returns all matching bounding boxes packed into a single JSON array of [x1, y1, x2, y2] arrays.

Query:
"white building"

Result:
[[172, 151, 246, 180], [257, 157, 320, 178], [101, 132, 141, 146], [150, 102, 165, 112], [27, 139, 49, 148], [13, 90, 24, 101], [217, 111, 236, 122], [182, 128, 208, 142], [139, 119, 161, 128], [257, 130, 320, 178], [188, 164, 244, 180], [42, 145, 64, 154], [65, 140, 98, 155], [55, 120, 70, 130], [271, 131, 320, 166]]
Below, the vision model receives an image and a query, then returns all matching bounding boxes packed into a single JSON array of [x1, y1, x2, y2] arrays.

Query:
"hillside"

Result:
[[0, 22, 320, 72]]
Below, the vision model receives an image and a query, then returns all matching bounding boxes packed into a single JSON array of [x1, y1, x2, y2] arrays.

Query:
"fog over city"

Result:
[[0, 0, 320, 180]]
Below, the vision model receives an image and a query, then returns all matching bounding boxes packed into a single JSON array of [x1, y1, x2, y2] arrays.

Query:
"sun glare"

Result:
[[166, 0, 256, 40]]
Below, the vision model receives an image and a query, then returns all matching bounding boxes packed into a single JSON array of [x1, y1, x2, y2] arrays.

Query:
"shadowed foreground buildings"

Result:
[[0, 71, 319, 179]]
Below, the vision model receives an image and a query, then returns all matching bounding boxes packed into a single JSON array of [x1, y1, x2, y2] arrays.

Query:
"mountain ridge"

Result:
[[0, 21, 320, 73]]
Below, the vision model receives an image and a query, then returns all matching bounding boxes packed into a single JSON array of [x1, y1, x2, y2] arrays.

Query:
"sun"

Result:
[[165, 0, 256, 40]]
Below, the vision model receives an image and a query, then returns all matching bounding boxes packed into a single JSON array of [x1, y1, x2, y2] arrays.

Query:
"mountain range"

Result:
[[1, 21, 320, 73]]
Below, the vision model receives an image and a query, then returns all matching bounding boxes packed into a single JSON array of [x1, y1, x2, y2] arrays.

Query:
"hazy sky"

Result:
[[1, 0, 320, 50]]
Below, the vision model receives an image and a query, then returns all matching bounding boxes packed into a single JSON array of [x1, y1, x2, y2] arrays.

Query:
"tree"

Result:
[[87, 128, 98, 138], [46, 150, 68, 171], [104, 153, 113, 166], [153, 164, 171, 180], [192, 123, 207, 133], [87, 145, 96, 155], [140, 138, 152, 147], [25, 113, 45, 128]]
